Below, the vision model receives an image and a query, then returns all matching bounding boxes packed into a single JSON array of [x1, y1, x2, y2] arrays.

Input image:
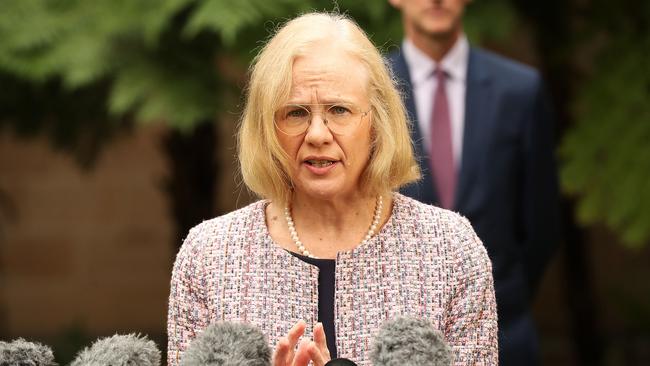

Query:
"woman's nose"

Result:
[[304, 112, 333, 144]]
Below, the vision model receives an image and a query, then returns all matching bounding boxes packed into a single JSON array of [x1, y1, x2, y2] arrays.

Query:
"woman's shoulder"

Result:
[[179, 200, 267, 251], [392, 193, 472, 232], [196, 200, 265, 229], [391, 193, 487, 258]]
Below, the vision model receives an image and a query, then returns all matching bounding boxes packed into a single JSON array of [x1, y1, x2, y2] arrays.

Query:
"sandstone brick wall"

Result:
[[0, 125, 175, 337]]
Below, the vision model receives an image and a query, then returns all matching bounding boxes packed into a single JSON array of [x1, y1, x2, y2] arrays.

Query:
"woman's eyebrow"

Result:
[[284, 98, 355, 105]]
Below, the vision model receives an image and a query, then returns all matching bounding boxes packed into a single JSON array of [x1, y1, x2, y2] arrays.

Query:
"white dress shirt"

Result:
[[402, 35, 469, 168]]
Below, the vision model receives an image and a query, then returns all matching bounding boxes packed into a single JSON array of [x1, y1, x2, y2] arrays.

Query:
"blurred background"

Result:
[[0, 0, 648, 364]]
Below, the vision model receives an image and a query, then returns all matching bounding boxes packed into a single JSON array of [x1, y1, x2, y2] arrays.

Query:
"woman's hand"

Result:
[[273, 321, 331, 366]]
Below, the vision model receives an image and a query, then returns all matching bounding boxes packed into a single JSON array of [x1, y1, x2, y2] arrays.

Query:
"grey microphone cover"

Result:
[[0, 338, 57, 366], [180, 322, 271, 366], [370, 317, 452, 366], [69, 333, 160, 366]]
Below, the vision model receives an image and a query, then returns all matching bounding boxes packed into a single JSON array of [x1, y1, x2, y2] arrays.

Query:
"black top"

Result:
[[290, 251, 337, 358]]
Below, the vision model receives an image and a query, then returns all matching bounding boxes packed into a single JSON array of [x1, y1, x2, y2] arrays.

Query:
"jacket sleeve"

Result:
[[445, 216, 499, 366], [167, 225, 210, 366], [521, 76, 561, 297]]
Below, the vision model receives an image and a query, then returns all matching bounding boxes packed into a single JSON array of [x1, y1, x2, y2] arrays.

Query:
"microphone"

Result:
[[0, 338, 57, 366], [370, 317, 452, 366], [69, 333, 160, 366], [180, 321, 271, 366], [325, 358, 357, 366]]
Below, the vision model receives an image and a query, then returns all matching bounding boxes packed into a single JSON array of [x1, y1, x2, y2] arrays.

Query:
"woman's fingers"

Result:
[[272, 321, 331, 366], [293, 339, 328, 366], [306, 340, 329, 366], [273, 337, 291, 366], [273, 320, 307, 366], [287, 320, 307, 345], [313, 322, 331, 360], [292, 339, 313, 366], [286, 320, 306, 363]]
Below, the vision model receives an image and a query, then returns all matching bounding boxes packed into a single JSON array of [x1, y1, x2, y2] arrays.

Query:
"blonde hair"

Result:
[[238, 12, 420, 204]]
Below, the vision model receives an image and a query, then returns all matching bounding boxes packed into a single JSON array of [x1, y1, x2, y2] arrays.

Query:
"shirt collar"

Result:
[[402, 34, 469, 85]]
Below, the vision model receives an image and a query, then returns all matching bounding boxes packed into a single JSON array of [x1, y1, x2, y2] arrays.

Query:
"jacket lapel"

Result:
[[391, 51, 439, 205], [455, 48, 493, 210]]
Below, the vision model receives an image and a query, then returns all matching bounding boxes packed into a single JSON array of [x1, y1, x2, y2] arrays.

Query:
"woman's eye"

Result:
[[329, 105, 351, 115], [286, 108, 309, 119]]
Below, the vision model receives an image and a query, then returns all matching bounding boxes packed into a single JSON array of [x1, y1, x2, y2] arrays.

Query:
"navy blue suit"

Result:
[[389, 47, 560, 365]]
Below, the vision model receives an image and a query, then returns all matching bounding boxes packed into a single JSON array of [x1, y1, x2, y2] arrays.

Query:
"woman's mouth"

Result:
[[303, 158, 339, 175], [306, 159, 336, 168]]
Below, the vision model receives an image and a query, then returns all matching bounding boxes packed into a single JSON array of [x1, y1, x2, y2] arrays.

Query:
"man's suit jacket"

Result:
[[389, 47, 560, 366]]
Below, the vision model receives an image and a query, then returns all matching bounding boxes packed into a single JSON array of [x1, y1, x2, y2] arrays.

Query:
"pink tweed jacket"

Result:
[[167, 193, 498, 365]]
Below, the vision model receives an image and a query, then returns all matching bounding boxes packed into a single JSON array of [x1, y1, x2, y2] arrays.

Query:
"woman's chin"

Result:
[[294, 182, 354, 201], [298, 188, 341, 201]]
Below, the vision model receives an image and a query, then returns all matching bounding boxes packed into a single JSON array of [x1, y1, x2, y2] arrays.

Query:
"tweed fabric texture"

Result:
[[168, 193, 497, 365]]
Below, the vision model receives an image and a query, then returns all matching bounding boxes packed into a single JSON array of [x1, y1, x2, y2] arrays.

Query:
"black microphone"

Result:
[[69, 333, 160, 366], [370, 317, 452, 366], [180, 322, 271, 366], [0, 338, 57, 366], [325, 358, 357, 366]]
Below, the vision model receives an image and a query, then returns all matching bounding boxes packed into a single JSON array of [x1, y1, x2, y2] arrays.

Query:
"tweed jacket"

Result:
[[167, 193, 498, 365]]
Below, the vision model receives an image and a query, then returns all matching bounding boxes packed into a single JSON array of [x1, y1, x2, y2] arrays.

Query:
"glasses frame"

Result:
[[274, 103, 371, 136]]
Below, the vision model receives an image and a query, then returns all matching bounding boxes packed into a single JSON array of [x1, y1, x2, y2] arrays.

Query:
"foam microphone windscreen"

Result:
[[69, 333, 160, 366], [180, 322, 271, 366], [0, 338, 57, 366], [370, 317, 452, 366]]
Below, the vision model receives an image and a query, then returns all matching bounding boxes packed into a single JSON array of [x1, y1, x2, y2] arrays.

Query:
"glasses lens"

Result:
[[326, 104, 358, 134], [274, 104, 368, 135], [275, 105, 310, 135]]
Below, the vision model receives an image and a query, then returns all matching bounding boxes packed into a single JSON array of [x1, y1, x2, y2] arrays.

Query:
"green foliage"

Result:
[[464, 0, 517, 44], [0, 0, 310, 133], [184, 0, 310, 45], [0, 0, 516, 139], [559, 0, 650, 248], [0, 0, 191, 86], [317, 0, 404, 50], [560, 33, 650, 248]]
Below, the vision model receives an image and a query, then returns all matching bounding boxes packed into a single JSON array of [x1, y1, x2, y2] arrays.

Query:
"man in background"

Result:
[[387, 0, 560, 364]]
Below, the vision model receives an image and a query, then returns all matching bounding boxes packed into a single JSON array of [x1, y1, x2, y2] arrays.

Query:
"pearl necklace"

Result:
[[284, 195, 384, 258]]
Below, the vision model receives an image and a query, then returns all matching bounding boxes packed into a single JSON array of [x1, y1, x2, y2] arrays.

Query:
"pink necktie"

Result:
[[431, 68, 456, 209]]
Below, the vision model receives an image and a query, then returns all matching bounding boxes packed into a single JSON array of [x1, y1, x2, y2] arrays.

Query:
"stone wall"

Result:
[[0, 125, 174, 337]]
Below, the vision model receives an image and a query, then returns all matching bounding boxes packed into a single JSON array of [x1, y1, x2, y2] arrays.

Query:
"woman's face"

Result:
[[276, 43, 373, 202]]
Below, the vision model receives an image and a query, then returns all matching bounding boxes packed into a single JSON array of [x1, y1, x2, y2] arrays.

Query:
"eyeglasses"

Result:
[[274, 103, 371, 136]]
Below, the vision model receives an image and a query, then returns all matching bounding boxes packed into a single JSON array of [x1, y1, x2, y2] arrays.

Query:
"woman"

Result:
[[168, 12, 497, 366]]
